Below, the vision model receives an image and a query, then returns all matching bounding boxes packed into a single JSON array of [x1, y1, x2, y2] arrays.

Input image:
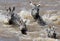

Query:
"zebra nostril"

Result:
[[21, 27, 27, 35]]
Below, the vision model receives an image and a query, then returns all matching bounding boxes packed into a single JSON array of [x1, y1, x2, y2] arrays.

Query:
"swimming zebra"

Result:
[[6, 7, 28, 35], [30, 2, 46, 26], [46, 25, 57, 38], [6, 7, 21, 26]]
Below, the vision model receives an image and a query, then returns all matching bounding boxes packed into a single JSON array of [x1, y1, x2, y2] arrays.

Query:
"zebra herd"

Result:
[[5, 2, 57, 39]]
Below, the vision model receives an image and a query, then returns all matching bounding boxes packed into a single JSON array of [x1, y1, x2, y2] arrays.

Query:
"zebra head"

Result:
[[6, 7, 21, 25], [30, 3, 40, 16]]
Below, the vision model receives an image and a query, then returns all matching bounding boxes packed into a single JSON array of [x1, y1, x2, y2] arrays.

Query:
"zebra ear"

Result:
[[12, 7, 15, 12], [29, 1, 36, 7], [24, 20, 27, 23], [9, 7, 11, 12], [37, 4, 40, 7]]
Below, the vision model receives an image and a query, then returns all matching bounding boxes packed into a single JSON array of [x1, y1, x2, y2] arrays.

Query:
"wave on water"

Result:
[[0, 10, 9, 23]]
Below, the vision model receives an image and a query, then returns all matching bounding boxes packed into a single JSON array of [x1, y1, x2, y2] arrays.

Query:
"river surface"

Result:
[[0, 0, 60, 41]]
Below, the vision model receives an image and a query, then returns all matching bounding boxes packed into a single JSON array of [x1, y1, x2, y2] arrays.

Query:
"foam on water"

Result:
[[42, 11, 60, 25], [18, 9, 33, 25], [0, 10, 9, 23]]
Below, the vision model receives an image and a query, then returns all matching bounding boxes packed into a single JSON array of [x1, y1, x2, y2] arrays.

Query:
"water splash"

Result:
[[18, 9, 32, 25], [0, 10, 9, 23]]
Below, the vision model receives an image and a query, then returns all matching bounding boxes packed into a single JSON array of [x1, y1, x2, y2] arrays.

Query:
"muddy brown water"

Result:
[[0, 0, 60, 41], [0, 0, 60, 13]]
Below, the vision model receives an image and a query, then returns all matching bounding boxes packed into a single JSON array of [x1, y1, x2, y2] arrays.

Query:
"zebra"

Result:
[[30, 2, 46, 26], [6, 7, 28, 35], [6, 7, 21, 26], [46, 25, 57, 38]]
